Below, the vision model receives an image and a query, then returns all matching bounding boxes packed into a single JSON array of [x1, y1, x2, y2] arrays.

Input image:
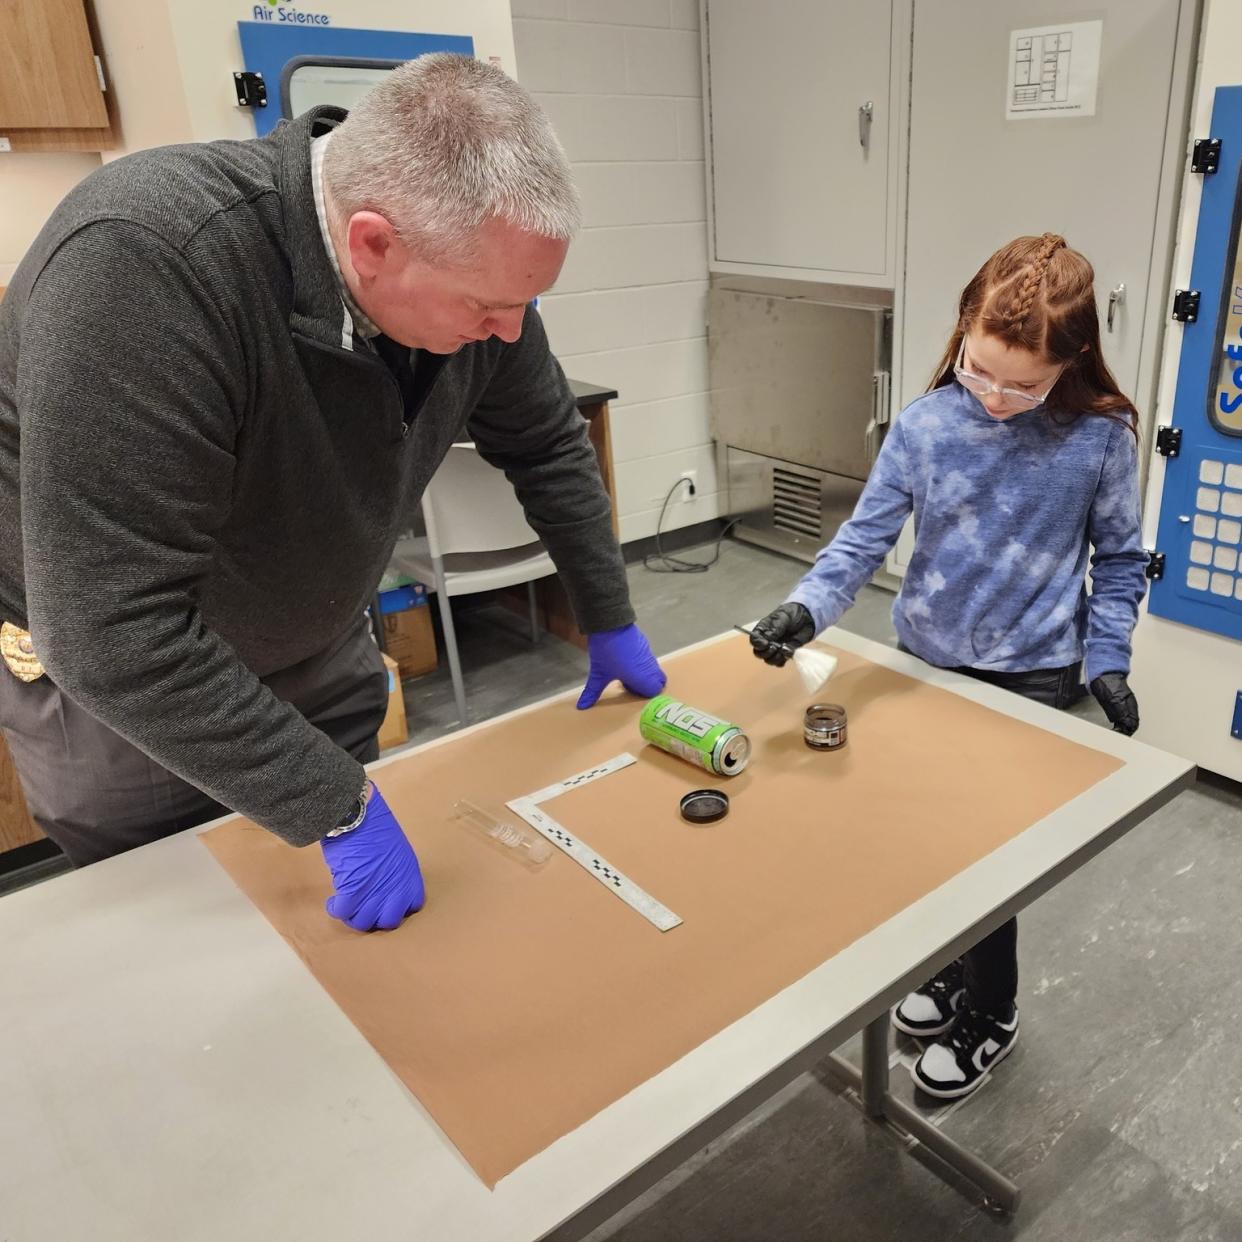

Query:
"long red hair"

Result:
[[927, 233, 1138, 436]]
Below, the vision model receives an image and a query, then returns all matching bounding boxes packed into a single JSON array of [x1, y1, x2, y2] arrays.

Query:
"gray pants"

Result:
[[0, 618, 388, 867]]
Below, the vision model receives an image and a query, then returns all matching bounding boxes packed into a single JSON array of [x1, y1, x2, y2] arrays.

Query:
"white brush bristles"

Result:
[[794, 647, 839, 696]]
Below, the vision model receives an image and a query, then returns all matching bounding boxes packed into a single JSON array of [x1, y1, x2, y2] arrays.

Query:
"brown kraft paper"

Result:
[[202, 635, 1121, 1186]]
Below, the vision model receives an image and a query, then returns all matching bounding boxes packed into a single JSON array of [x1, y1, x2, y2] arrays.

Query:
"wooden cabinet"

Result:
[[703, 0, 909, 288], [0, 0, 114, 151], [0, 736, 41, 854]]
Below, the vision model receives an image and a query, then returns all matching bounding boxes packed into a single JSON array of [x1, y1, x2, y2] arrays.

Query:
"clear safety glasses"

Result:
[[953, 339, 1064, 414]]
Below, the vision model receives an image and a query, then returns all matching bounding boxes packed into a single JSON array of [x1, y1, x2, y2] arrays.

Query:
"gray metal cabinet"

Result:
[[897, 0, 1198, 420], [889, 0, 1199, 575], [703, 0, 909, 288], [709, 288, 891, 561]]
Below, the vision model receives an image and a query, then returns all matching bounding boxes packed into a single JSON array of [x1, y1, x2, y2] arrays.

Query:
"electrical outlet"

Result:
[[648, 472, 700, 507]]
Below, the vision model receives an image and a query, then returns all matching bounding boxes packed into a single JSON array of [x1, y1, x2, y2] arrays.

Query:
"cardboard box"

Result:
[[379, 584, 438, 679], [377, 652, 409, 752]]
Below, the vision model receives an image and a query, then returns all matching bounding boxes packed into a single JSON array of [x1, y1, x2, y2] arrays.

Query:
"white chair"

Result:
[[390, 443, 558, 726]]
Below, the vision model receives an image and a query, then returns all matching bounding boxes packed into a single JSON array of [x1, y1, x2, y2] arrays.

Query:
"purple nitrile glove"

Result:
[[320, 783, 426, 932], [576, 623, 667, 709]]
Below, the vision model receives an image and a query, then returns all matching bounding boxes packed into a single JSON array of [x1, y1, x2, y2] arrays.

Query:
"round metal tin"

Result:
[[679, 788, 730, 824], [803, 703, 848, 750]]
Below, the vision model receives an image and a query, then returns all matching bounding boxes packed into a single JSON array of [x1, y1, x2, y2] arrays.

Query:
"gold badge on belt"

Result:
[[1, 622, 45, 682]]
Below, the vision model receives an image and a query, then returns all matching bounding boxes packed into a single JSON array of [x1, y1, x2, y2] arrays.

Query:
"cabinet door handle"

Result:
[[866, 370, 890, 463], [858, 101, 873, 149], [1107, 282, 1126, 332]]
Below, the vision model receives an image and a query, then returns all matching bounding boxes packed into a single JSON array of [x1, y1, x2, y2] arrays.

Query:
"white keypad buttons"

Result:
[[1181, 458, 1242, 611]]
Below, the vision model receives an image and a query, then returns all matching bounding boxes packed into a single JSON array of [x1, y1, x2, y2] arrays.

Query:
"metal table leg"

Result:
[[825, 1014, 1021, 1215], [860, 1013, 889, 1119]]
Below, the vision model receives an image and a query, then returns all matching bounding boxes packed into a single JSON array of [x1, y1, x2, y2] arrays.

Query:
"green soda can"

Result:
[[639, 695, 751, 776]]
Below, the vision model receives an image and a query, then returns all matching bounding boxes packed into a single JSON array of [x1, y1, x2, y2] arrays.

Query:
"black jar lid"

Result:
[[679, 789, 730, 824]]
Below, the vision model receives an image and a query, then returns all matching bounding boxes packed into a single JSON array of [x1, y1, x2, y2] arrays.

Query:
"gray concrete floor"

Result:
[[403, 536, 1242, 1242]]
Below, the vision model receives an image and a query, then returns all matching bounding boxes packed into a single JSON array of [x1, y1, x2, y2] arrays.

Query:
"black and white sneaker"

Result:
[[892, 959, 966, 1038], [911, 1004, 1019, 1100]]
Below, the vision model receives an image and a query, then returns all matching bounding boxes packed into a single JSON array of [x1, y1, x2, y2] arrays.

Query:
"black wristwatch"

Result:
[[325, 778, 372, 838]]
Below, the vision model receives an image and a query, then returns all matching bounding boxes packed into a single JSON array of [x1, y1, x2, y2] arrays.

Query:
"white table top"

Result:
[[0, 630, 1194, 1242]]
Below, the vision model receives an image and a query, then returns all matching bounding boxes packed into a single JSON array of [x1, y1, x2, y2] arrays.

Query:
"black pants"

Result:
[[0, 616, 388, 867], [902, 645, 1085, 1013]]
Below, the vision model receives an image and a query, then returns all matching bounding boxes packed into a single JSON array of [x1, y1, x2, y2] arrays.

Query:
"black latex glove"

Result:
[[749, 602, 816, 668], [1090, 672, 1140, 736]]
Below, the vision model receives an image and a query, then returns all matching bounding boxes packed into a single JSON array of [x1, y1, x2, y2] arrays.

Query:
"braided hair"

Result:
[[926, 233, 1138, 435], [996, 232, 1066, 336]]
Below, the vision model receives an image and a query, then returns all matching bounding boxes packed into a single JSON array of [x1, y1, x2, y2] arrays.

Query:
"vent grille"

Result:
[[772, 467, 823, 539]]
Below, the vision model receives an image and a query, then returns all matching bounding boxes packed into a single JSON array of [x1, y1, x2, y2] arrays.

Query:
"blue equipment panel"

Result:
[[1150, 85, 1242, 641], [237, 22, 474, 136]]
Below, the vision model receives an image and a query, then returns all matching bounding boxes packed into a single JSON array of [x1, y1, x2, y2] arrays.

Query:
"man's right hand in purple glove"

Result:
[[576, 622, 667, 709], [320, 782, 425, 932]]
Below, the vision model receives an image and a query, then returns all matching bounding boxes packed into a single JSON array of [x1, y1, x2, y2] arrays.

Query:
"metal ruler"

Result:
[[506, 753, 682, 933]]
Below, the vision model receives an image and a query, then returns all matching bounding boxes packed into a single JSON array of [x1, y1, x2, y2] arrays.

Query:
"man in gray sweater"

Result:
[[0, 54, 665, 930]]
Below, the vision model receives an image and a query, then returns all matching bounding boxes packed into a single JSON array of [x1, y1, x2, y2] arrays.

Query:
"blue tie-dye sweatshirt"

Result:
[[786, 381, 1148, 682]]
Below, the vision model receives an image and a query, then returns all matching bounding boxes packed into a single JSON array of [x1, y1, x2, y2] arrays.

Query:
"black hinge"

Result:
[[1172, 289, 1201, 322], [1145, 552, 1166, 581], [1155, 425, 1183, 457], [233, 71, 267, 108], [1192, 137, 1222, 174]]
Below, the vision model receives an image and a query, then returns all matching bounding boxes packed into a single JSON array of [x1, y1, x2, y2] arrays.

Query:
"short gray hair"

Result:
[[323, 53, 580, 264]]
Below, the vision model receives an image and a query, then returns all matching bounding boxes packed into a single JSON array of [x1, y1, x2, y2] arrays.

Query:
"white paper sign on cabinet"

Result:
[[1006, 20, 1102, 120]]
